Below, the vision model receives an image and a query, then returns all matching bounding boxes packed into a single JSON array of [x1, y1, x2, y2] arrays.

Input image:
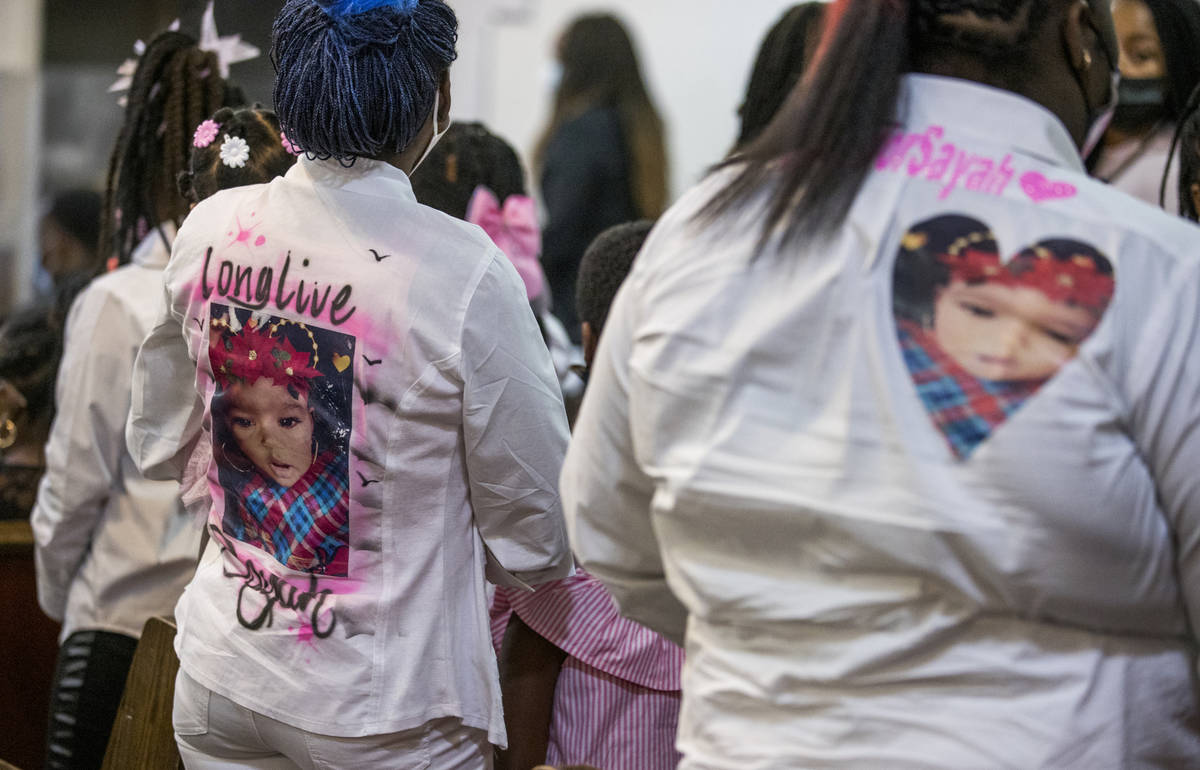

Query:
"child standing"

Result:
[[494, 221, 684, 770]]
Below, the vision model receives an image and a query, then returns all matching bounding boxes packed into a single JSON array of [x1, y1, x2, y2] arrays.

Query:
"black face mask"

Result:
[[1113, 77, 1169, 131]]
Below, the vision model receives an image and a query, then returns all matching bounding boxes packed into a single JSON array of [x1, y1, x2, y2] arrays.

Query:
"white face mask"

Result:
[[412, 90, 451, 173], [543, 61, 563, 95], [1081, 71, 1121, 159]]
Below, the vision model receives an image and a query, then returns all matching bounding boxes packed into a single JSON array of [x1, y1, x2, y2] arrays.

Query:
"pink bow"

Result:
[[467, 186, 545, 302]]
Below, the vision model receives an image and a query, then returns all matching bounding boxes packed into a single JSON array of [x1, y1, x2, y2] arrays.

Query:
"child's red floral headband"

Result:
[[210, 316, 322, 392]]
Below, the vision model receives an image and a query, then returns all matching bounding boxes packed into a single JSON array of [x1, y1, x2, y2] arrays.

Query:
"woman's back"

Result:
[[136, 155, 572, 743], [565, 74, 1200, 767]]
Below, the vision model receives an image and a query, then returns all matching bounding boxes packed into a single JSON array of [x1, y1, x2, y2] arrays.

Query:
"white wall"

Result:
[[452, 0, 810, 203], [0, 0, 44, 313]]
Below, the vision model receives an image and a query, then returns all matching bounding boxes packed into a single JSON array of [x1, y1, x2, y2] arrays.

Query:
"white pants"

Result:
[[174, 670, 493, 769]]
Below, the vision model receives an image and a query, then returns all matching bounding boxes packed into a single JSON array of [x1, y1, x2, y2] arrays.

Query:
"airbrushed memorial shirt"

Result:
[[564, 75, 1200, 768], [128, 156, 573, 743]]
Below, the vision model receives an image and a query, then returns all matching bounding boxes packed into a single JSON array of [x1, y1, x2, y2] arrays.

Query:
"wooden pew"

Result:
[[0, 519, 62, 770], [100, 617, 184, 770]]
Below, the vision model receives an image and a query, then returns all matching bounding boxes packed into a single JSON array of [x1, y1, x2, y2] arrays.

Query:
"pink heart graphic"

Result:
[[1020, 171, 1077, 204]]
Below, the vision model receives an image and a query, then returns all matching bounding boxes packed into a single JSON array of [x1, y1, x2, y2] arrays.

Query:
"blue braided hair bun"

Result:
[[272, 0, 457, 163], [315, 0, 417, 19]]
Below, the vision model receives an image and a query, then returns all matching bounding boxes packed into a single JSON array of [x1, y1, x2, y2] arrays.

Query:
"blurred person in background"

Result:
[[0, 308, 62, 521], [1092, 0, 1200, 210], [535, 14, 667, 342], [39, 189, 104, 296], [32, 29, 237, 770], [563, 0, 1200, 766], [733, 3, 827, 152]]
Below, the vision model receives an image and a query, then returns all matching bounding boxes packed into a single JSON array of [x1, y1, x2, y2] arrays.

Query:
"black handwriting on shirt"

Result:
[[210, 525, 338, 639], [201, 248, 357, 326]]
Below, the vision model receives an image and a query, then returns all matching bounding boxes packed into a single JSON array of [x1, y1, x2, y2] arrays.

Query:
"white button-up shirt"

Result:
[[127, 156, 572, 743], [32, 226, 198, 643], [564, 75, 1200, 768]]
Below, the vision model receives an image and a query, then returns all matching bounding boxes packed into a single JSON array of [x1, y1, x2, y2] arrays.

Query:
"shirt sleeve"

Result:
[[126, 279, 203, 483], [31, 283, 137, 621], [461, 251, 573, 589], [1125, 259, 1200, 663], [561, 277, 689, 646]]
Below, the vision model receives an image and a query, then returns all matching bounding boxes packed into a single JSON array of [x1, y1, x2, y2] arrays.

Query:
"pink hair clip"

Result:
[[194, 119, 220, 149], [280, 131, 301, 156]]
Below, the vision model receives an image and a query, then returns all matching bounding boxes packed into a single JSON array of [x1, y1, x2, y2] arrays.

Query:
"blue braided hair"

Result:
[[271, 0, 457, 163]]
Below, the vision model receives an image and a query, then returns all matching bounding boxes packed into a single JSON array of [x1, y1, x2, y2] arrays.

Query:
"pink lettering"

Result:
[[874, 126, 1025, 201]]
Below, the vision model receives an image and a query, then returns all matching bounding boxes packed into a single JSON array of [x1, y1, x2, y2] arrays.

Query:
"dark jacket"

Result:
[[540, 107, 639, 341]]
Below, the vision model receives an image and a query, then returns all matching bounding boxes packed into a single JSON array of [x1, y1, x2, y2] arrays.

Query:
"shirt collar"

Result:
[[899, 74, 1085, 172], [289, 155, 418, 203], [131, 221, 177, 269]]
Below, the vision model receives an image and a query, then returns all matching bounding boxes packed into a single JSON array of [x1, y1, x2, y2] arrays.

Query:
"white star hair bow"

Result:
[[109, 1, 260, 105]]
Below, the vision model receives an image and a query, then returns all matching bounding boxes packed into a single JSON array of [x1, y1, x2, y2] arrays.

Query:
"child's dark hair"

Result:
[[271, 0, 458, 164], [99, 31, 240, 268], [704, 0, 1065, 247], [179, 107, 298, 205], [410, 122, 527, 219], [576, 220, 654, 336], [736, 3, 827, 150]]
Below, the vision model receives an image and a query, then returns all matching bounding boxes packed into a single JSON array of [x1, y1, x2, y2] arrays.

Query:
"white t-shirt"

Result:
[[128, 157, 573, 743], [564, 74, 1200, 768]]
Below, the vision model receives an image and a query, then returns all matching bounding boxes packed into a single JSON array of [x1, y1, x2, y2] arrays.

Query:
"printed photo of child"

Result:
[[209, 304, 355, 576], [892, 214, 1116, 458]]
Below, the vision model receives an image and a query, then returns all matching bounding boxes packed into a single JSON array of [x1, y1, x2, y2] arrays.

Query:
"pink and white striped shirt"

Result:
[[492, 569, 684, 769]]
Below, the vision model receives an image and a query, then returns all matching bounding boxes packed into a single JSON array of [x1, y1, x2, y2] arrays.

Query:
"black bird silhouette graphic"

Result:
[[370, 249, 391, 262], [357, 471, 381, 488], [363, 355, 383, 367]]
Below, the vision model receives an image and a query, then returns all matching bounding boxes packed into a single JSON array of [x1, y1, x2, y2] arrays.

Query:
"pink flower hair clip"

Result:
[[280, 131, 301, 156], [194, 119, 220, 149]]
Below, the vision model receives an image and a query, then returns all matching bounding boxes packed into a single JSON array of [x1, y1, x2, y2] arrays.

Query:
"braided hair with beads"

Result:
[[704, 0, 1110, 248], [99, 31, 241, 269], [270, 0, 458, 165]]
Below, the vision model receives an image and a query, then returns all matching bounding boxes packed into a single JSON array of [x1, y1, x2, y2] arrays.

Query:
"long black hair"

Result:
[[535, 14, 668, 218], [1171, 85, 1200, 218], [99, 31, 238, 268], [704, 0, 1056, 247], [735, 3, 827, 150]]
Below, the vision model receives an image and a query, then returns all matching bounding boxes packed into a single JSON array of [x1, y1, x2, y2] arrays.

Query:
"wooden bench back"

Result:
[[101, 617, 184, 770]]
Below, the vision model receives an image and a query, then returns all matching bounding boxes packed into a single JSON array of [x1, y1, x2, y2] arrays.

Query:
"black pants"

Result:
[[45, 629, 138, 770]]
